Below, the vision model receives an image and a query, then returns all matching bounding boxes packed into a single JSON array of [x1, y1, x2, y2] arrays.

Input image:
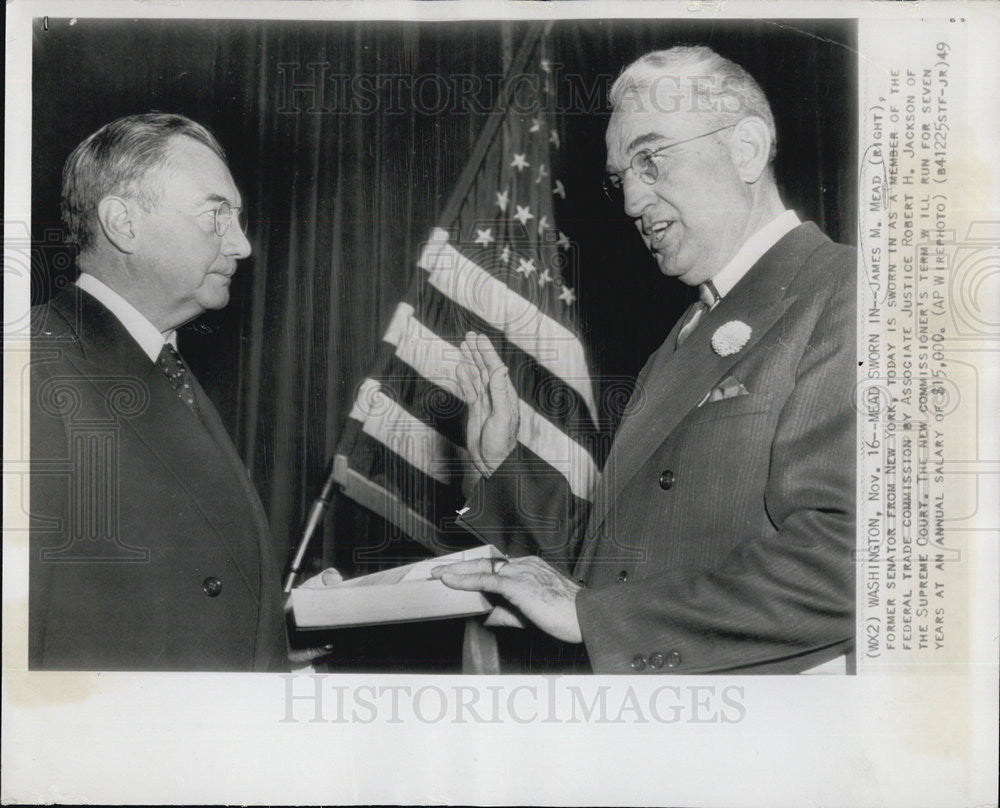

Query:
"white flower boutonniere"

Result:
[[711, 321, 752, 357]]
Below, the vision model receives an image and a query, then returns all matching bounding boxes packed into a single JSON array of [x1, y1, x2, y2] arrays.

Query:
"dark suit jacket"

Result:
[[462, 222, 856, 674], [29, 286, 288, 671]]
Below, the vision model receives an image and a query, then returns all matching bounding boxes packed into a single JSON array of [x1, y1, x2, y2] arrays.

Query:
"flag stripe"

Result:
[[377, 354, 466, 447], [341, 430, 483, 558], [338, 427, 465, 525], [332, 452, 473, 556], [410, 283, 598, 440], [418, 228, 598, 425], [379, 304, 598, 500], [348, 377, 479, 492], [516, 401, 596, 501], [383, 301, 461, 396]]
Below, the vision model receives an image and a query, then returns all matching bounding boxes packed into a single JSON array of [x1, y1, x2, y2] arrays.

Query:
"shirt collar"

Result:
[[703, 210, 800, 304], [76, 273, 177, 362]]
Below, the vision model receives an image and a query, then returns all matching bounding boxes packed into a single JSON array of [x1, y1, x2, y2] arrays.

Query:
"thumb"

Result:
[[488, 366, 510, 401], [456, 361, 477, 404], [320, 568, 343, 586]]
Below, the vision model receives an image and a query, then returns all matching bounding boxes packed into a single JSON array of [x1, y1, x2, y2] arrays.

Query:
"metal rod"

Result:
[[283, 463, 339, 593]]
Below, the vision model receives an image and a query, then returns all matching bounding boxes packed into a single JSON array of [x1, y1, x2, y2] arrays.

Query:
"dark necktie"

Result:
[[675, 280, 721, 348], [156, 342, 201, 418]]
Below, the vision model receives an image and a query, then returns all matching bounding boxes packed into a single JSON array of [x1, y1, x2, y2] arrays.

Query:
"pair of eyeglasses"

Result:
[[602, 123, 737, 204], [210, 200, 248, 237]]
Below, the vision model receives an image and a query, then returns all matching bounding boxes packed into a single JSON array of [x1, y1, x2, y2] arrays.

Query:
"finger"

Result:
[[468, 334, 490, 388], [476, 332, 507, 375], [504, 377, 521, 424], [459, 338, 474, 374], [457, 367, 489, 475], [320, 568, 343, 586], [288, 644, 336, 664], [487, 362, 511, 402], [460, 333, 479, 369], [455, 361, 477, 404], [477, 334, 514, 407], [437, 570, 507, 594], [460, 340, 488, 401], [299, 567, 343, 589], [430, 558, 496, 578]]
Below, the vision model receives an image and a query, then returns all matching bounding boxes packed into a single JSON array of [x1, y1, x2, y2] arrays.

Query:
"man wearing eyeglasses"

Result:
[[436, 46, 856, 674], [29, 113, 288, 670]]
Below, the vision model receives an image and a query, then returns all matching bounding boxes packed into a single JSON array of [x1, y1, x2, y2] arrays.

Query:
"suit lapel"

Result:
[[583, 223, 827, 540], [186, 368, 256, 499], [50, 288, 265, 598], [186, 367, 276, 584]]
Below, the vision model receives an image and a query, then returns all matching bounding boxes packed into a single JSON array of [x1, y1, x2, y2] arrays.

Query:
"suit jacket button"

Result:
[[630, 654, 647, 671], [617, 570, 629, 583], [658, 470, 675, 490], [648, 652, 665, 669], [665, 650, 682, 668], [202, 576, 223, 597]]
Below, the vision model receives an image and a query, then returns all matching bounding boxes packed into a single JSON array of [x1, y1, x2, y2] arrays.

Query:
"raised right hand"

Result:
[[455, 332, 519, 477]]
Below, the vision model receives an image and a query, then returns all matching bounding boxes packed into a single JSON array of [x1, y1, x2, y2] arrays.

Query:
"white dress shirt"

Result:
[[76, 273, 177, 362], [676, 210, 801, 348], [708, 209, 801, 302]]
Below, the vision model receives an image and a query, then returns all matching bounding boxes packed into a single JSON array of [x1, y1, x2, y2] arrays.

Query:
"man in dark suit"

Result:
[[30, 113, 287, 671], [434, 46, 856, 674]]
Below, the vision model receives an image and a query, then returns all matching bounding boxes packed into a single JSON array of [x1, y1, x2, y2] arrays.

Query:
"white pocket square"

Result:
[[698, 376, 750, 407]]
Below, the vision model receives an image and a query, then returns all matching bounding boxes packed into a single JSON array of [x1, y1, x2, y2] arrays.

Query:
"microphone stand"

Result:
[[284, 461, 339, 593]]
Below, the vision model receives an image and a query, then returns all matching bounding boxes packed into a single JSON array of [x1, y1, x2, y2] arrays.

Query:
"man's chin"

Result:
[[654, 255, 691, 283], [202, 275, 233, 309], [199, 289, 231, 312]]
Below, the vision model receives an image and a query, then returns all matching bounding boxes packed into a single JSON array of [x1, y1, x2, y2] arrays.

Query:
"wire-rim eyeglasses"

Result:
[[602, 123, 737, 204], [209, 200, 248, 237]]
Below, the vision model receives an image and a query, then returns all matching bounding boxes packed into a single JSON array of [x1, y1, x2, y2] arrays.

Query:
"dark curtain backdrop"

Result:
[[32, 18, 856, 665]]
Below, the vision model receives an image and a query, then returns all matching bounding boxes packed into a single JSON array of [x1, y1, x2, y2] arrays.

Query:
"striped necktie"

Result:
[[156, 342, 201, 418], [675, 281, 720, 348]]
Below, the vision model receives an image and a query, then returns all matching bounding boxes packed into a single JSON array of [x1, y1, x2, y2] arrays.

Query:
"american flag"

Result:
[[333, 25, 599, 564]]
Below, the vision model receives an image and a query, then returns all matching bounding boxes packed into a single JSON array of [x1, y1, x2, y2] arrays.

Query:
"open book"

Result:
[[289, 543, 505, 630]]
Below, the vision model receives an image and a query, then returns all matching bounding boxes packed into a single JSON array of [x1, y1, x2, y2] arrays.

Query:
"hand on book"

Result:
[[456, 332, 519, 477], [431, 555, 583, 643], [298, 567, 344, 588]]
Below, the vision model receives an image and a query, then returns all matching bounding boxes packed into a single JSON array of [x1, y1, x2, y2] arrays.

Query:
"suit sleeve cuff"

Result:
[[457, 446, 582, 570], [575, 584, 688, 674]]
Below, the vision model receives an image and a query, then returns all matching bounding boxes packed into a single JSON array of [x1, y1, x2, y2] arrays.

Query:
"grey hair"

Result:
[[61, 113, 227, 250], [609, 46, 777, 163]]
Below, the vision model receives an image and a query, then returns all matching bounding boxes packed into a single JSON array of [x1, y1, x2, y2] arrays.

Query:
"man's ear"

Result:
[[730, 117, 772, 184], [96, 196, 138, 254]]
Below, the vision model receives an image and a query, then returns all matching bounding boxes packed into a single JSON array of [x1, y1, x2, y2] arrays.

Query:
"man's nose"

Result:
[[224, 217, 252, 259], [621, 172, 654, 220]]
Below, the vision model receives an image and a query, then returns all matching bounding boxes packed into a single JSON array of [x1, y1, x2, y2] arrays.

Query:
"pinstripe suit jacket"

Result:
[[29, 286, 288, 671], [463, 223, 856, 674]]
